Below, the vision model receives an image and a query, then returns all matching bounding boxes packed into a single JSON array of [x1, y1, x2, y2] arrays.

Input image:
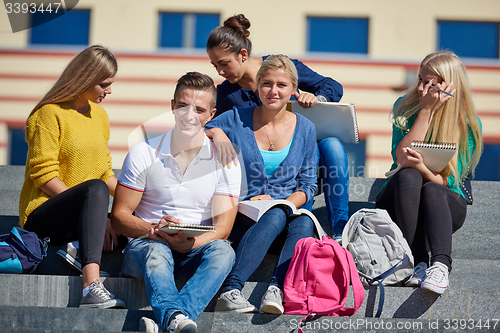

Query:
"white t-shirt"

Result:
[[118, 130, 241, 225]]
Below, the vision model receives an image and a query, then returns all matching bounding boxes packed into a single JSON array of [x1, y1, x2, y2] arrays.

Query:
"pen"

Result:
[[162, 210, 167, 216], [430, 85, 454, 97]]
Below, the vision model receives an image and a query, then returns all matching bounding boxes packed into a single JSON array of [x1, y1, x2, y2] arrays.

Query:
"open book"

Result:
[[385, 141, 457, 177], [286, 101, 359, 143], [139, 223, 215, 239], [238, 200, 327, 239]]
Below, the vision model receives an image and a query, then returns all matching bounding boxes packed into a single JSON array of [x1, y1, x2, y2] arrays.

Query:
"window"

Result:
[[438, 21, 499, 59], [8, 128, 28, 165], [159, 13, 219, 49], [307, 17, 369, 54], [29, 9, 90, 46]]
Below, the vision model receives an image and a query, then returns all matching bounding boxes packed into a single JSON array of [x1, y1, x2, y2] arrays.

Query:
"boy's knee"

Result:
[[208, 240, 235, 266]]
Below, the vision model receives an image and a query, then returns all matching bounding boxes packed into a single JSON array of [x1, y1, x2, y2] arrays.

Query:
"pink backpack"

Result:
[[283, 236, 364, 329]]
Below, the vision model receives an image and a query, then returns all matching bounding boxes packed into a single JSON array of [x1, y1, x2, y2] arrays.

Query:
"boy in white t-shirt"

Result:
[[111, 72, 241, 333]]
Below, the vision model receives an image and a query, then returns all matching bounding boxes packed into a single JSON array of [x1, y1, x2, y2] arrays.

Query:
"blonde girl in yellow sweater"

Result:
[[19, 45, 124, 309]]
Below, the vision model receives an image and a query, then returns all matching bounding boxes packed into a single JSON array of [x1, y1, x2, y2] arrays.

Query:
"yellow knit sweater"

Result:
[[19, 102, 114, 227]]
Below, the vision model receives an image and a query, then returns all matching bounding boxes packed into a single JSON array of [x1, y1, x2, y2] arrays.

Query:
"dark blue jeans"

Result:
[[318, 137, 349, 236], [223, 207, 314, 291], [302, 137, 349, 236]]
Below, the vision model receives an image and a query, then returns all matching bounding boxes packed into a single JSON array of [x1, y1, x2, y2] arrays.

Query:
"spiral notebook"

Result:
[[385, 141, 457, 177], [286, 101, 359, 143], [139, 223, 215, 239]]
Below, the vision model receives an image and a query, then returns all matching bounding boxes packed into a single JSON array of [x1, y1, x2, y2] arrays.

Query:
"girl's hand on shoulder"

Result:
[[294, 91, 319, 108], [205, 128, 238, 168]]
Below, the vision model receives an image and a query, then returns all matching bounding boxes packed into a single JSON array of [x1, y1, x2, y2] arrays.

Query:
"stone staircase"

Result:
[[1, 165, 499, 332]]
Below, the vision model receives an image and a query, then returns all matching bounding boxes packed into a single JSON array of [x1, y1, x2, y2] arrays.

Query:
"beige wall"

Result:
[[2, 0, 500, 57], [0, 0, 499, 177]]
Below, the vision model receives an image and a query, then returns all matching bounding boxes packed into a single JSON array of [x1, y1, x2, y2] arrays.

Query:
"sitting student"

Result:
[[205, 55, 318, 314], [376, 51, 482, 294], [111, 72, 241, 333], [20, 45, 123, 309]]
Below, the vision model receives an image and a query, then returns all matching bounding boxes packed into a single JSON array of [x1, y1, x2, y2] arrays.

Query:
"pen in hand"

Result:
[[430, 85, 454, 97]]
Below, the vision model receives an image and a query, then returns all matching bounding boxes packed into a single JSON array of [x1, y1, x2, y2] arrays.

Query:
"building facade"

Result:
[[0, 0, 499, 179]]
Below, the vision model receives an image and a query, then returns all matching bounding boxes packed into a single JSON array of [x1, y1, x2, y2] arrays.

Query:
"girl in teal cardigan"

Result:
[[376, 51, 482, 295]]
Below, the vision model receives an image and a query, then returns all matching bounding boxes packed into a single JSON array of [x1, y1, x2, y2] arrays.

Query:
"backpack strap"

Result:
[[358, 256, 411, 317]]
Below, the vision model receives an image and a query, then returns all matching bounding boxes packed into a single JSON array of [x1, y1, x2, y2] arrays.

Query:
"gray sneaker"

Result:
[[139, 317, 163, 332], [79, 279, 125, 309], [167, 313, 197, 333], [214, 289, 257, 313], [259, 285, 284, 314]]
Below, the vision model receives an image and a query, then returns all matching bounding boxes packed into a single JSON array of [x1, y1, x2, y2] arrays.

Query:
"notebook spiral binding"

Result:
[[352, 105, 360, 143], [410, 141, 457, 150]]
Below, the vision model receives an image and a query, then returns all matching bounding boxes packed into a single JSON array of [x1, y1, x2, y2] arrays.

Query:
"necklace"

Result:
[[259, 109, 288, 151]]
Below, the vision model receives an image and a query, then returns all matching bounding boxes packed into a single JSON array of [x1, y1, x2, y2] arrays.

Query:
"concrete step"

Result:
[[1, 306, 499, 333], [1, 259, 498, 320]]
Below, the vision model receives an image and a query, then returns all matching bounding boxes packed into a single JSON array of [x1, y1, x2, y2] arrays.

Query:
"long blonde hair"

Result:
[[390, 51, 482, 181], [28, 45, 117, 119]]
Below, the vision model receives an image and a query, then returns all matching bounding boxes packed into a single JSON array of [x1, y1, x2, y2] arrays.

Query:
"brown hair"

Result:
[[173, 72, 217, 110], [28, 45, 117, 118], [206, 14, 252, 55]]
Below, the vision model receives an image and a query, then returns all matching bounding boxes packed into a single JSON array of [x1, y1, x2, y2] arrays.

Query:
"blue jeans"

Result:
[[317, 137, 349, 236], [122, 238, 235, 329], [223, 207, 314, 291]]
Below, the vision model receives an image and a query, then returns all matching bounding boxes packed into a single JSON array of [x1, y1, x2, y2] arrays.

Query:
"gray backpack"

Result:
[[342, 208, 414, 287]]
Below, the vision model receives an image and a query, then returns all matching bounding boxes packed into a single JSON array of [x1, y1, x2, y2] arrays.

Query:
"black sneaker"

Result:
[[79, 279, 125, 309], [57, 242, 82, 272]]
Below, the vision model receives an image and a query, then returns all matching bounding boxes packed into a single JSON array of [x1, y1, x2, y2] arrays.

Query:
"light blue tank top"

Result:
[[260, 137, 293, 178]]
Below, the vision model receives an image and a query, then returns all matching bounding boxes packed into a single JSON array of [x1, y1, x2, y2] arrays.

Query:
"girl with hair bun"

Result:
[[207, 13, 349, 242], [206, 55, 318, 315], [20, 45, 124, 309], [376, 51, 483, 294]]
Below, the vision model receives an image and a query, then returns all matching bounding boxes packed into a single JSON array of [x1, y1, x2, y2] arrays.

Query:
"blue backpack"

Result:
[[0, 227, 49, 274]]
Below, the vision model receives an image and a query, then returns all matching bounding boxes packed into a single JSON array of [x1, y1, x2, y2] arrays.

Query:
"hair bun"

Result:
[[223, 14, 251, 38]]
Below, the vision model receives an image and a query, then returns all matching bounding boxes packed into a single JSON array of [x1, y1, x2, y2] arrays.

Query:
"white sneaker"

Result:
[[214, 289, 257, 313], [167, 313, 197, 333], [405, 262, 428, 287], [421, 262, 449, 294], [259, 285, 284, 314], [139, 317, 162, 332]]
